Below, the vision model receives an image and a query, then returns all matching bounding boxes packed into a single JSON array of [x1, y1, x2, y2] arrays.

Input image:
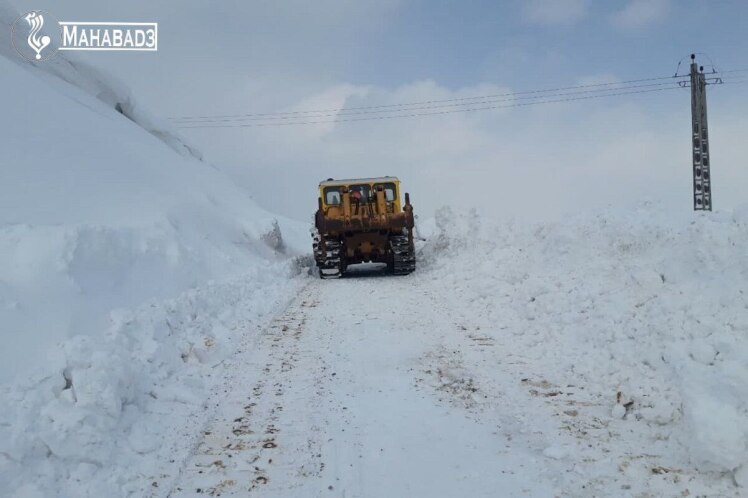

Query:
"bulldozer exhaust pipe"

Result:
[[404, 192, 414, 248]]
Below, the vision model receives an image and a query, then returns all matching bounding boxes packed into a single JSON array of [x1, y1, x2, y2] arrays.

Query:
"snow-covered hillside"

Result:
[[0, 5, 310, 497], [0, 14, 309, 380]]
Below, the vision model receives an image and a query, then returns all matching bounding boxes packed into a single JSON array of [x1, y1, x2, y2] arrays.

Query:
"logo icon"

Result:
[[11, 10, 61, 62], [24, 11, 51, 59]]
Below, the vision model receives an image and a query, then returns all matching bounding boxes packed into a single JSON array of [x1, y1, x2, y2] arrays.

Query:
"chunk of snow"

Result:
[[543, 445, 569, 460], [735, 464, 748, 488], [611, 403, 626, 419], [689, 340, 717, 365]]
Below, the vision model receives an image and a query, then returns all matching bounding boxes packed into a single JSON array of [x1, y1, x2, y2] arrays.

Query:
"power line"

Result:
[[174, 80, 689, 124], [177, 85, 688, 129], [174, 77, 748, 129], [171, 73, 690, 122]]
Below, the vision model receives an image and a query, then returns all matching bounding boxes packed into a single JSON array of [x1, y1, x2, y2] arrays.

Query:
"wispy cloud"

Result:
[[612, 0, 672, 29], [520, 0, 590, 26]]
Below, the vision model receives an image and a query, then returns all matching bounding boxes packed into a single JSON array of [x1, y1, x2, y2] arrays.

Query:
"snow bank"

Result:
[[0, 265, 304, 497], [0, 4, 311, 495], [419, 204, 748, 486]]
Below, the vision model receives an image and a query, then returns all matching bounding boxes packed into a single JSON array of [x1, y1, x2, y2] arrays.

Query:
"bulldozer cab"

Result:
[[319, 177, 402, 219]]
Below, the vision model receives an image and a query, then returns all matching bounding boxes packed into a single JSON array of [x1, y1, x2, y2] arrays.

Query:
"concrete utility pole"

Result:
[[689, 54, 712, 211]]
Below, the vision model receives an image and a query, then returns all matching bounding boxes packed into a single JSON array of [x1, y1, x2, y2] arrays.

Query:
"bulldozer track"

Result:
[[313, 232, 343, 279], [318, 240, 343, 279], [389, 234, 416, 275]]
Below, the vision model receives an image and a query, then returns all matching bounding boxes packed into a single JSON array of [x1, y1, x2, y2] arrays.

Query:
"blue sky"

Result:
[[359, 1, 748, 90], [9, 0, 748, 220]]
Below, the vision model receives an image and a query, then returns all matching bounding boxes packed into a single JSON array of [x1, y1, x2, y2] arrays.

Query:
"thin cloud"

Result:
[[521, 0, 590, 26], [612, 0, 672, 29]]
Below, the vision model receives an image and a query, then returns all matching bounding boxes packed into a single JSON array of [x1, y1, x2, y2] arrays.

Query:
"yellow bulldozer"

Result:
[[312, 177, 415, 278]]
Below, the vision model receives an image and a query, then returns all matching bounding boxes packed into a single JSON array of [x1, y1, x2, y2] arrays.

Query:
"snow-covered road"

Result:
[[164, 269, 555, 497], [151, 199, 748, 498]]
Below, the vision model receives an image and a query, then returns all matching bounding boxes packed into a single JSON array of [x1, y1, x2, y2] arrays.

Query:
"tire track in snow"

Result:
[[168, 269, 555, 497], [167, 284, 332, 497]]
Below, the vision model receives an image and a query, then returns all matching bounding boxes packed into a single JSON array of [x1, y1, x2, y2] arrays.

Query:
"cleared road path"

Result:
[[167, 267, 553, 497]]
